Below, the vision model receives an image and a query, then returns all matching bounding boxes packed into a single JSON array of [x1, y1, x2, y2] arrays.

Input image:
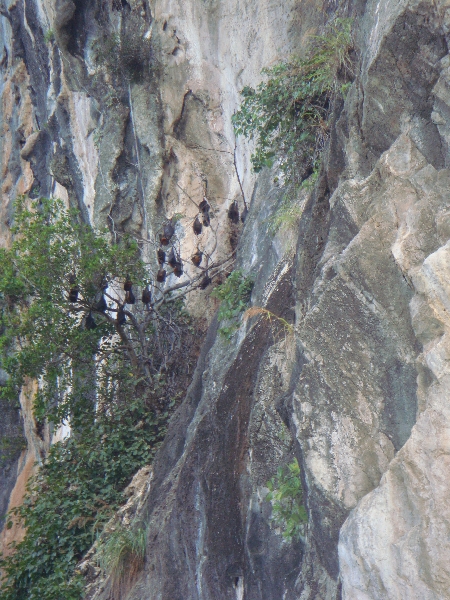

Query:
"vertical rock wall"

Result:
[[2, 0, 450, 598]]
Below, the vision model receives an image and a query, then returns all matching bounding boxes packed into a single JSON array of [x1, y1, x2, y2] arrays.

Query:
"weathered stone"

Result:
[[3, 0, 450, 598]]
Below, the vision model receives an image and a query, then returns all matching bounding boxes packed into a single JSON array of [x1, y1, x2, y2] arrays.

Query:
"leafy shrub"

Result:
[[43, 29, 54, 44], [0, 393, 165, 600], [232, 18, 353, 188], [266, 459, 307, 540], [211, 270, 254, 339]]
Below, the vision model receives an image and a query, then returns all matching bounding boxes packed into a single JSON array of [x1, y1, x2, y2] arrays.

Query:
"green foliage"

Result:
[[232, 18, 353, 188], [0, 197, 194, 599], [96, 520, 147, 589], [0, 414, 176, 595], [0, 433, 27, 465], [44, 29, 54, 44], [211, 270, 254, 339], [0, 197, 144, 427], [266, 459, 308, 540], [0, 393, 164, 600]]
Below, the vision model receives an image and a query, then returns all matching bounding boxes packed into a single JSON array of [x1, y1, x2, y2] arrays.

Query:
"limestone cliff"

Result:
[[1, 0, 450, 598]]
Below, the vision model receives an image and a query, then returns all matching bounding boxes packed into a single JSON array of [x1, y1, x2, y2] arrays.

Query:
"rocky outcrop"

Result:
[[338, 4, 450, 597], [2, 0, 450, 598]]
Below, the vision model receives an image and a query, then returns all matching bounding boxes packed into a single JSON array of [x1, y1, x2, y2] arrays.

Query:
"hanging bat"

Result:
[[199, 198, 211, 227], [173, 262, 183, 277], [227, 201, 240, 224], [95, 294, 107, 312], [124, 276, 133, 291], [142, 286, 151, 307], [167, 247, 177, 268], [193, 216, 202, 235], [200, 274, 211, 289], [160, 220, 175, 245], [191, 250, 202, 266], [116, 305, 126, 326], [199, 198, 210, 213], [125, 289, 136, 304], [68, 286, 79, 303], [68, 273, 79, 302], [85, 311, 97, 330], [157, 248, 166, 265]]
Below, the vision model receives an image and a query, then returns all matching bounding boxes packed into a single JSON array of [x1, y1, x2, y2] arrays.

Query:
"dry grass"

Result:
[[243, 307, 293, 336]]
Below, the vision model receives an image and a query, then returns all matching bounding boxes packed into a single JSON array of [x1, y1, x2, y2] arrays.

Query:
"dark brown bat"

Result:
[[68, 286, 79, 303], [164, 221, 175, 239], [116, 305, 126, 326], [191, 250, 202, 266], [199, 198, 211, 226], [85, 311, 97, 330], [95, 294, 107, 312], [167, 247, 177, 268], [157, 248, 166, 265], [125, 289, 136, 304], [160, 220, 175, 245], [124, 276, 132, 291], [200, 274, 211, 289], [193, 216, 202, 235], [142, 286, 151, 306], [157, 269, 166, 283], [227, 201, 240, 224], [199, 199, 210, 213], [173, 262, 183, 277]]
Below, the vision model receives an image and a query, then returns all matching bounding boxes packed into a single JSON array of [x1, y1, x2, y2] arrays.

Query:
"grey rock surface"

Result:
[[1, 0, 450, 598]]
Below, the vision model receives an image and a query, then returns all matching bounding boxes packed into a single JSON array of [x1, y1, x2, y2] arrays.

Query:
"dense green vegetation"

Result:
[[266, 458, 308, 540], [0, 198, 194, 599], [233, 18, 353, 228]]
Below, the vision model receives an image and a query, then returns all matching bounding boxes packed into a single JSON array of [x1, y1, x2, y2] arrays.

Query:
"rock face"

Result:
[[2, 0, 450, 598]]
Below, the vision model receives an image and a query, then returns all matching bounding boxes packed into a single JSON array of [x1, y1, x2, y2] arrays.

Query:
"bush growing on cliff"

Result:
[[0, 393, 164, 600], [266, 458, 307, 540], [0, 197, 198, 599], [211, 269, 254, 339], [232, 17, 353, 190]]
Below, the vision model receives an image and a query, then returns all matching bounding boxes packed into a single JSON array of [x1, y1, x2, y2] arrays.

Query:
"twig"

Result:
[[128, 83, 148, 236], [176, 183, 200, 209], [234, 138, 248, 209]]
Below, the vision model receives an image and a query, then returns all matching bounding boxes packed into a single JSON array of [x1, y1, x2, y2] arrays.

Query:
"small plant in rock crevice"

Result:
[[211, 269, 254, 340], [243, 307, 293, 339], [266, 458, 308, 540], [43, 29, 55, 44], [232, 17, 353, 226], [96, 520, 148, 595]]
